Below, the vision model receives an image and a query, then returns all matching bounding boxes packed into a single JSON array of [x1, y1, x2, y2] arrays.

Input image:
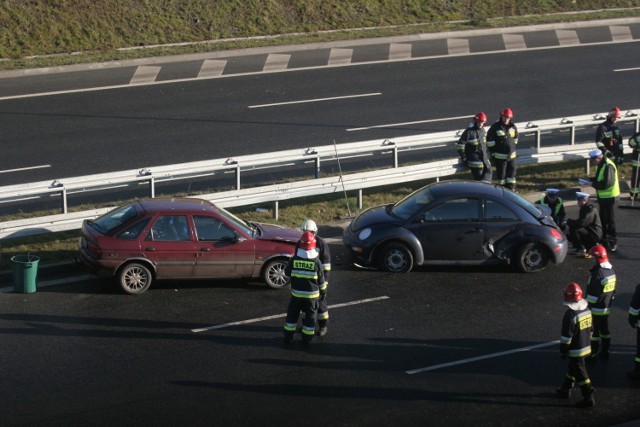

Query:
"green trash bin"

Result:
[[11, 255, 39, 293]]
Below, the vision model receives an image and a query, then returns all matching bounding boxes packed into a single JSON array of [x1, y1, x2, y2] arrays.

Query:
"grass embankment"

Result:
[[0, 1, 638, 69], [1, 159, 633, 269]]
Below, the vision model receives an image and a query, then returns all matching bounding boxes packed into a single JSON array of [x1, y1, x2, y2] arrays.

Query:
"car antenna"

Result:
[[333, 139, 354, 219]]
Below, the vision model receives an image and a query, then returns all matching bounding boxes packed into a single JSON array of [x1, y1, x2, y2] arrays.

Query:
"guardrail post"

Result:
[[315, 156, 321, 179], [393, 146, 398, 168], [149, 176, 155, 198], [358, 189, 363, 209], [61, 188, 68, 214], [236, 164, 241, 190], [274, 201, 279, 220]]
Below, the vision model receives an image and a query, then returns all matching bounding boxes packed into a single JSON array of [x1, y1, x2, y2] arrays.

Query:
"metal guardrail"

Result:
[[0, 110, 638, 240]]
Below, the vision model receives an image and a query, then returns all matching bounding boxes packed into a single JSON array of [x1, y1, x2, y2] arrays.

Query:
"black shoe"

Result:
[[555, 387, 571, 398], [609, 244, 617, 253], [576, 396, 595, 408], [316, 326, 328, 337]]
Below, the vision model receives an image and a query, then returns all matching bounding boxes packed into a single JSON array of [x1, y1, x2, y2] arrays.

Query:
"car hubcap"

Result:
[[269, 263, 287, 287], [125, 267, 147, 290], [386, 250, 407, 271], [525, 249, 542, 268]]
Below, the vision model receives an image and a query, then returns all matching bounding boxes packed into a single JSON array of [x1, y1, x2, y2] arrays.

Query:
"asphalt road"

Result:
[[1, 202, 639, 426]]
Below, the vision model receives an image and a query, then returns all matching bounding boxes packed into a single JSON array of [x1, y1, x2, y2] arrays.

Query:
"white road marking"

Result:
[[191, 295, 390, 333], [405, 340, 559, 374], [610, 25, 633, 41], [556, 30, 579, 46], [0, 164, 50, 174], [448, 38, 470, 55], [503, 33, 527, 50], [198, 59, 227, 78], [130, 66, 161, 84], [248, 92, 381, 109], [263, 54, 291, 71], [328, 48, 353, 65], [389, 43, 412, 60], [347, 114, 471, 132], [0, 274, 95, 293], [614, 67, 640, 72]]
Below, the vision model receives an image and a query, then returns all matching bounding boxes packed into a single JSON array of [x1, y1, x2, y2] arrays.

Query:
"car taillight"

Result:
[[550, 228, 562, 240]]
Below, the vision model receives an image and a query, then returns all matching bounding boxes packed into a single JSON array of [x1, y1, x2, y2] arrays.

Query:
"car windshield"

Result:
[[91, 204, 140, 234], [216, 206, 256, 237], [503, 189, 544, 219], [390, 187, 436, 220]]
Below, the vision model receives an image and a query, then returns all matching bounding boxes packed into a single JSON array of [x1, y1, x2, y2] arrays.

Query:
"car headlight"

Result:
[[358, 228, 372, 240]]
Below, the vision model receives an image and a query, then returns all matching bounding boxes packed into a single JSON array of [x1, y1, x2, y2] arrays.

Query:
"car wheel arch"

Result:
[[372, 234, 424, 266]]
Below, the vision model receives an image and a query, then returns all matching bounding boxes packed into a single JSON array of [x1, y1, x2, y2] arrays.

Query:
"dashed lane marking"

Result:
[[503, 33, 527, 50], [347, 114, 471, 132], [263, 54, 291, 71], [0, 164, 50, 174], [447, 38, 470, 55], [389, 43, 412, 60], [130, 66, 161, 84], [328, 48, 354, 66], [406, 340, 559, 374], [556, 30, 579, 46], [610, 25, 633, 41], [198, 59, 227, 78], [191, 295, 390, 333]]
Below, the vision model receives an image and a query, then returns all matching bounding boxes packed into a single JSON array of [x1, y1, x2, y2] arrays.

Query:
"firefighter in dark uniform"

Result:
[[589, 148, 620, 252], [565, 192, 602, 257], [283, 231, 326, 346], [535, 188, 566, 229], [301, 219, 331, 336], [628, 283, 640, 381], [487, 107, 518, 190], [628, 131, 640, 200], [556, 282, 595, 408], [456, 112, 492, 182], [595, 106, 624, 164], [585, 244, 616, 361]]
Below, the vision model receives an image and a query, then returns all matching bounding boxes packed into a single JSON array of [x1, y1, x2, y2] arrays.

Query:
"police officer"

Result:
[[556, 282, 595, 408], [595, 106, 624, 164], [585, 244, 616, 361], [588, 148, 620, 252], [535, 188, 566, 229], [301, 219, 331, 336], [457, 112, 492, 182], [283, 231, 326, 346], [487, 108, 518, 190], [565, 192, 602, 257], [628, 130, 640, 200], [628, 283, 640, 381]]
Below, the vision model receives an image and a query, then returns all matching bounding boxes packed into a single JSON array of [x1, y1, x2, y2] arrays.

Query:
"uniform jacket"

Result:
[[560, 306, 593, 358], [566, 202, 602, 241], [315, 235, 331, 283], [486, 120, 518, 160], [595, 118, 624, 160], [592, 157, 620, 199], [457, 123, 491, 171], [285, 250, 326, 299], [629, 131, 640, 166], [586, 264, 616, 315], [629, 283, 640, 328], [535, 196, 566, 225]]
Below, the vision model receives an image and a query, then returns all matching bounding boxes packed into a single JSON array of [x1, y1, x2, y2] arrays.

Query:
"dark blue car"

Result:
[[342, 180, 568, 273]]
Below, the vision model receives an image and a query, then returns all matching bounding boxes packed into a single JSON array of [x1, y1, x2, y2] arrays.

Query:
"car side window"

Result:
[[146, 215, 190, 242], [194, 216, 236, 241], [117, 218, 151, 240], [422, 198, 480, 222], [485, 199, 519, 221]]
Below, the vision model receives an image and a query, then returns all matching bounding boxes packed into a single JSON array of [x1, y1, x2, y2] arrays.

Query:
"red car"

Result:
[[78, 198, 302, 294]]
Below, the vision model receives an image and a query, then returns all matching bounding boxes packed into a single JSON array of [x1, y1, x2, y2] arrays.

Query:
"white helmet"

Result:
[[301, 219, 318, 234]]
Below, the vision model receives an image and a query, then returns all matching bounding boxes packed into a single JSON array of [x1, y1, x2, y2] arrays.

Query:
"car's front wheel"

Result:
[[263, 258, 290, 289], [118, 262, 153, 294], [378, 242, 414, 273], [514, 243, 549, 273]]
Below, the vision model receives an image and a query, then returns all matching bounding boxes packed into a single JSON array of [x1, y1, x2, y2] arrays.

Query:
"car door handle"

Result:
[[145, 247, 156, 251], [200, 247, 212, 252]]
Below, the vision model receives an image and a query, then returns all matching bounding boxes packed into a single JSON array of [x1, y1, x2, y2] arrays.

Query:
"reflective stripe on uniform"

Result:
[[291, 289, 320, 298]]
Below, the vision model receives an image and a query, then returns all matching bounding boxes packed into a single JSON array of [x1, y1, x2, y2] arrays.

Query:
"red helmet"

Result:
[[588, 244, 608, 263], [500, 108, 514, 119], [608, 106, 621, 118], [474, 112, 488, 122], [564, 282, 583, 303], [298, 231, 316, 250]]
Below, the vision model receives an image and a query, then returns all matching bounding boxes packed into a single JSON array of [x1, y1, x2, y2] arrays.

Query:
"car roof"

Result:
[[136, 198, 219, 214], [428, 180, 505, 199]]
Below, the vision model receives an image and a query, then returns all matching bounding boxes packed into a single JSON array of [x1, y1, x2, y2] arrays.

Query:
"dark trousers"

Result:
[[567, 226, 599, 250], [470, 165, 492, 183], [635, 327, 640, 371], [591, 315, 611, 354], [284, 296, 318, 342], [598, 197, 617, 246], [494, 158, 516, 189], [317, 294, 329, 327], [564, 357, 591, 388]]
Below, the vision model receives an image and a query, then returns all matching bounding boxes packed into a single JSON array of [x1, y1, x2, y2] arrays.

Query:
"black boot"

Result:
[[588, 340, 600, 362], [576, 386, 595, 408], [556, 377, 574, 398], [316, 319, 328, 337]]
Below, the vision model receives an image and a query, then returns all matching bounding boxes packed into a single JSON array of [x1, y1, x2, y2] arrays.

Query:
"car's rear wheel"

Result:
[[378, 242, 414, 273], [263, 258, 290, 289], [514, 243, 549, 273], [118, 262, 153, 294]]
